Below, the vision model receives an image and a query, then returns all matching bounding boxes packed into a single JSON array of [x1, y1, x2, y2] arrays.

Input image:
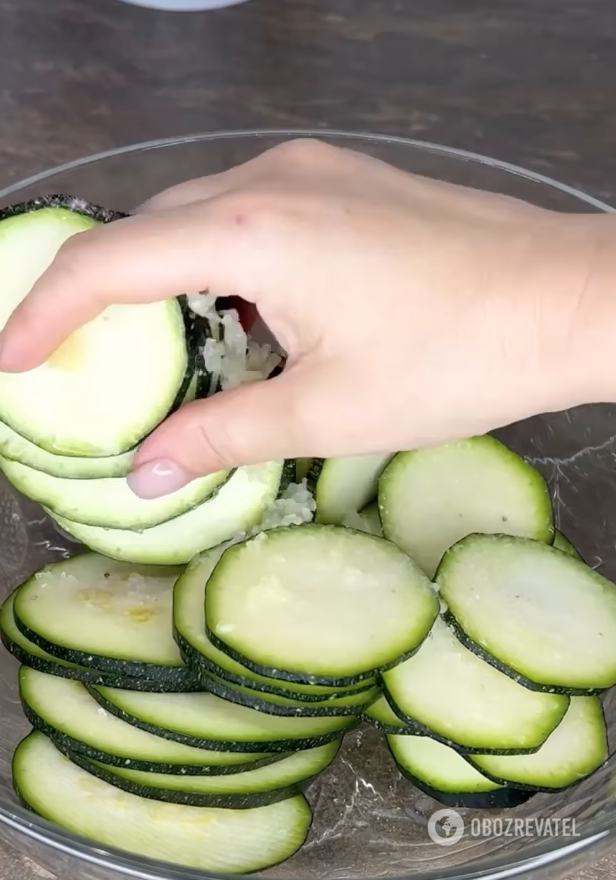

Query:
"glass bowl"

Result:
[[0, 131, 615, 880]]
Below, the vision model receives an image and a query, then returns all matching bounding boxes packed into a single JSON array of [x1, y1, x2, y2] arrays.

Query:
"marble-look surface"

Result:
[[0, 1, 615, 878]]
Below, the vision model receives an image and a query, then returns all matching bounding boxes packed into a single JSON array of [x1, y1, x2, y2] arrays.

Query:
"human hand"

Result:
[[0, 139, 611, 498]]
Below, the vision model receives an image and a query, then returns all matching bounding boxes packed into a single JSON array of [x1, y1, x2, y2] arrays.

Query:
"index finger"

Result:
[[0, 198, 249, 372]]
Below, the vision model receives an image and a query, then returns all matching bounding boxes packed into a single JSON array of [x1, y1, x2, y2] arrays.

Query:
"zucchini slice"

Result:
[[174, 547, 377, 702], [182, 370, 200, 404], [357, 501, 383, 536], [470, 697, 608, 790], [0, 420, 133, 478], [13, 554, 194, 686], [19, 669, 279, 774], [206, 524, 438, 685], [379, 436, 554, 577], [88, 684, 356, 752], [295, 458, 313, 482], [13, 732, 312, 874], [207, 666, 377, 704], [67, 739, 340, 808], [553, 530, 582, 560], [310, 453, 392, 525], [0, 194, 123, 224], [341, 502, 383, 537], [437, 534, 616, 692], [362, 694, 414, 734], [203, 672, 381, 717], [383, 616, 569, 753], [172, 295, 208, 409], [1, 593, 197, 692], [0, 200, 187, 457], [386, 734, 534, 809], [0, 359, 200, 480], [47, 461, 284, 565], [1, 455, 230, 530]]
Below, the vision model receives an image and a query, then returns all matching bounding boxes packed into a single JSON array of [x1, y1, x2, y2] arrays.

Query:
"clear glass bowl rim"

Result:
[[0, 128, 614, 880]]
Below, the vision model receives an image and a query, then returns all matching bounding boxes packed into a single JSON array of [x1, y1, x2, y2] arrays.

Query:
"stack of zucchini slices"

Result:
[[3, 553, 341, 874], [0, 197, 286, 566], [0, 199, 614, 873], [310, 439, 612, 807]]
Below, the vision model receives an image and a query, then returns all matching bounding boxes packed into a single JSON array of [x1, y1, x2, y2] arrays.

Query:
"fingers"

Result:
[[136, 145, 283, 214], [136, 138, 338, 215], [0, 140, 339, 373], [0, 198, 257, 372], [136, 171, 241, 214], [126, 373, 306, 498]]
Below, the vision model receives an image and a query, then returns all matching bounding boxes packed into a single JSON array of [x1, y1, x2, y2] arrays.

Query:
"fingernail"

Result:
[[127, 459, 191, 499]]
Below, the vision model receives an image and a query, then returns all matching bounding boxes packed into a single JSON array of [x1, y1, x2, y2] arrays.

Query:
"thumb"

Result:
[[126, 373, 306, 499]]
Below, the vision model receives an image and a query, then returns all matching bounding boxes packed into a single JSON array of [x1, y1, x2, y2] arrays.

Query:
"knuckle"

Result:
[[51, 233, 118, 310], [54, 226, 96, 263], [214, 189, 284, 236], [139, 181, 199, 212], [51, 231, 96, 285], [138, 175, 223, 212], [210, 140, 345, 233], [271, 137, 339, 168], [190, 412, 242, 473]]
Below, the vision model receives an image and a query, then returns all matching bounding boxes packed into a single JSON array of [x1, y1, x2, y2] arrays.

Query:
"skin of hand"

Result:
[[0, 138, 614, 499]]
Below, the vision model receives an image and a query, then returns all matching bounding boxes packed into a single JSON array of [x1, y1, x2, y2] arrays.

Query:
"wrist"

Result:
[[523, 211, 616, 413], [553, 213, 616, 407]]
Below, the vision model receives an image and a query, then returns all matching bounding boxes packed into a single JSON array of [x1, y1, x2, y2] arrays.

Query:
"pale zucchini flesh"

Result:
[[379, 436, 554, 577], [312, 453, 392, 525], [470, 697, 608, 790], [362, 694, 413, 734], [0, 365, 198, 480], [0, 206, 187, 456], [343, 501, 383, 537], [47, 462, 284, 565], [1, 593, 195, 692], [174, 547, 378, 701], [437, 534, 616, 692], [206, 524, 438, 684], [203, 672, 381, 717], [68, 739, 339, 807], [89, 683, 355, 752], [388, 733, 502, 793], [0, 419, 133, 478], [553, 530, 582, 560], [1, 454, 230, 530], [19, 669, 279, 773], [13, 732, 312, 874], [383, 616, 569, 753], [14, 554, 188, 676], [386, 734, 533, 809]]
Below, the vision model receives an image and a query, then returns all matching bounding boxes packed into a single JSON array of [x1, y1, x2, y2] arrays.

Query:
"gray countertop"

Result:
[[1, 1, 616, 878]]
